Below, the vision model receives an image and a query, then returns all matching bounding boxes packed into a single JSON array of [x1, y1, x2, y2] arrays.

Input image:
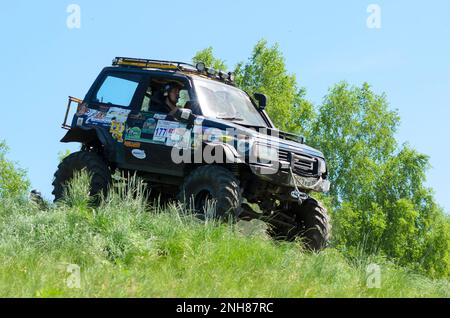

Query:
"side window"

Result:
[[140, 78, 192, 113], [94, 73, 141, 107]]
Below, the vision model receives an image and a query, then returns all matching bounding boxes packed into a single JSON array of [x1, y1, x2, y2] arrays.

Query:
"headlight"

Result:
[[318, 158, 327, 174], [251, 143, 278, 164]]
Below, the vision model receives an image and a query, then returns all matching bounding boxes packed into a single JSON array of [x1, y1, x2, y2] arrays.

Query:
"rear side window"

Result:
[[94, 73, 142, 107]]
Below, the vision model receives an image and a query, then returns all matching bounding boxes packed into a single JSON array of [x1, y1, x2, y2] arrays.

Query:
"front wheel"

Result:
[[268, 198, 331, 251], [178, 166, 242, 220]]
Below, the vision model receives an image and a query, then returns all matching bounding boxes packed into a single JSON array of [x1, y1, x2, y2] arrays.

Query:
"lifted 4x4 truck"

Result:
[[54, 57, 331, 250]]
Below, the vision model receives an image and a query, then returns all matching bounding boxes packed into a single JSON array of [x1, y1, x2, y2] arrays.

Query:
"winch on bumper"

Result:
[[250, 165, 330, 192]]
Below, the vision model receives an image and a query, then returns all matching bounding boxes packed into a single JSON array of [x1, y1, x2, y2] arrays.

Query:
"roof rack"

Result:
[[112, 57, 236, 85], [112, 57, 197, 72]]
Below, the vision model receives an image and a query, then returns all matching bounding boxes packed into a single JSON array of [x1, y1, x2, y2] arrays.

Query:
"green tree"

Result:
[[0, 140, 30, 198], [309, 82, 399, 205], [192, 47, 227, 71], [235, 39, 314, 134], [309, 82, 449, 278]]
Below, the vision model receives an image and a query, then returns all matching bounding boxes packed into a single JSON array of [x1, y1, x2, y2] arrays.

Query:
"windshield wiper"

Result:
[[217, 112, 244, 121], [217, 116, 244, 121]]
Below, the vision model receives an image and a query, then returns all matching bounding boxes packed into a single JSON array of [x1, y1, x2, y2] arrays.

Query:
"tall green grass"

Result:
[[0, 172, 448, 297]]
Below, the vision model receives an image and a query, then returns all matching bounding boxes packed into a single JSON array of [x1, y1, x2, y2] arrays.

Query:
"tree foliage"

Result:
[[309, 82, 400, 204], [234, 39, 314, 134], [309, 82, 449, 278], [0, 141, 30, 198], [192, 47, 227, 71]]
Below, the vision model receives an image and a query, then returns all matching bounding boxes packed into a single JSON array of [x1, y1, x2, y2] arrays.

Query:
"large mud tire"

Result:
[[269, 198, 331, 251], [52, 151, 111, 203], [178, 166, 242, 220]]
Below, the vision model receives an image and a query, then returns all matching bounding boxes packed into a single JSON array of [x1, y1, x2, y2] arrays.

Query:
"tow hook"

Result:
[[290, 189, 309, 205], [289, 166, 309, 205]]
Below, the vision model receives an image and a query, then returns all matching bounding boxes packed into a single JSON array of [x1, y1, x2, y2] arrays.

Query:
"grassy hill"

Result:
[[0, 175, 448, 298]]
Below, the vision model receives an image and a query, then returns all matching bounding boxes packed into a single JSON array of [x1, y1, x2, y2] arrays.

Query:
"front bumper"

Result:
[[249, 164, 330, 193]]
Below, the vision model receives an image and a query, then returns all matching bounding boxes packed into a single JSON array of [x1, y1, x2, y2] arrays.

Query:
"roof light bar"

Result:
[[113, 57, 196, 71], [112, 57, 235, 84]]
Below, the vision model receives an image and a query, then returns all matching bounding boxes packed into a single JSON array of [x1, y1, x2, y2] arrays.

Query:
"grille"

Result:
[[278, 149, 290, 162], [279, 149, 318, 176]]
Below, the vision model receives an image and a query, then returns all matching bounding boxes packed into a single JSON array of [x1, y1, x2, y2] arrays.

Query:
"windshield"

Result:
[[193, 77, 268, 127]]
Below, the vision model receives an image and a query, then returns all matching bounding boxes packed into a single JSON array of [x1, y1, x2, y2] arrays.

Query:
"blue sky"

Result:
[[0, 1, 449, 212]]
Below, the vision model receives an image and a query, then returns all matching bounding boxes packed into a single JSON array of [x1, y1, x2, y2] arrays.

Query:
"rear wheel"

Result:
[[268, 198, 331, 251], [52, 151, 111, 203], [178, 166, 242, 220]]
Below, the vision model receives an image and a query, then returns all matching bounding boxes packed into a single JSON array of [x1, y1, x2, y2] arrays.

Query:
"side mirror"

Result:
[[254, 93, 267, 110]]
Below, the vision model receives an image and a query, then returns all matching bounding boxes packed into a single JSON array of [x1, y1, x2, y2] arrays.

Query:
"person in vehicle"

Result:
[[150, 81, 183, 115]]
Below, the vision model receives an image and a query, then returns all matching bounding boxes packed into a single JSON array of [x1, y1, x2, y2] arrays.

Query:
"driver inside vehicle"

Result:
[[150, 81, 184, 115]]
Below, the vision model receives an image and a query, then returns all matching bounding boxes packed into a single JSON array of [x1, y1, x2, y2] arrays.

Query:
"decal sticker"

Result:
[[132, 149, 146, 160], [76, 117, 84, 126], [85, 107, 130, 126], [110, 120, 125, 143], [166, 127, 191, 149], [142, 118, 157, 135], [153, 120, 180, 143], [85, 109, 107, 125], [107, 107, 130, 123], [125, 127, 142, 141], [124, 141, 141, 148], [153, 113, 167, 120]]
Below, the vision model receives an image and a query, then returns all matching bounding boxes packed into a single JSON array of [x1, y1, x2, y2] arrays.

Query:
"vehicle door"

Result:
[[123, 76, 193, 177], [74, 70, 147, 162]]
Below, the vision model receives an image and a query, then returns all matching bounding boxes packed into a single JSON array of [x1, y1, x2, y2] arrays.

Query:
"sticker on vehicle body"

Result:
[[166, 127, 191, 148], [107, 107, 130, 123], [126, 127, 142, 141], [132, 149, 146, 160], [124, 141, 141, 148], [153, 120, 181, 143], [85, 109, 107, 125], [142, 118, 157, 134], [110, 120, 125, 142], [85, 107, 130, 126], [153, 113, 167, 120]]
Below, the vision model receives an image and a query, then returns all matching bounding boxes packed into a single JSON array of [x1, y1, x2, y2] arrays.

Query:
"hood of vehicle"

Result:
[[199, 117, 325, 159]]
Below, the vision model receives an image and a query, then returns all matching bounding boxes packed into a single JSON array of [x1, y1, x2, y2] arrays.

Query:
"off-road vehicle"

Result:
[[54, 57, 331, 250]]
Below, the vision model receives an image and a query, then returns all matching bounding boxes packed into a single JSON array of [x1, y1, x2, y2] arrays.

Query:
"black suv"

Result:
[[54, 57, 331, 250]]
